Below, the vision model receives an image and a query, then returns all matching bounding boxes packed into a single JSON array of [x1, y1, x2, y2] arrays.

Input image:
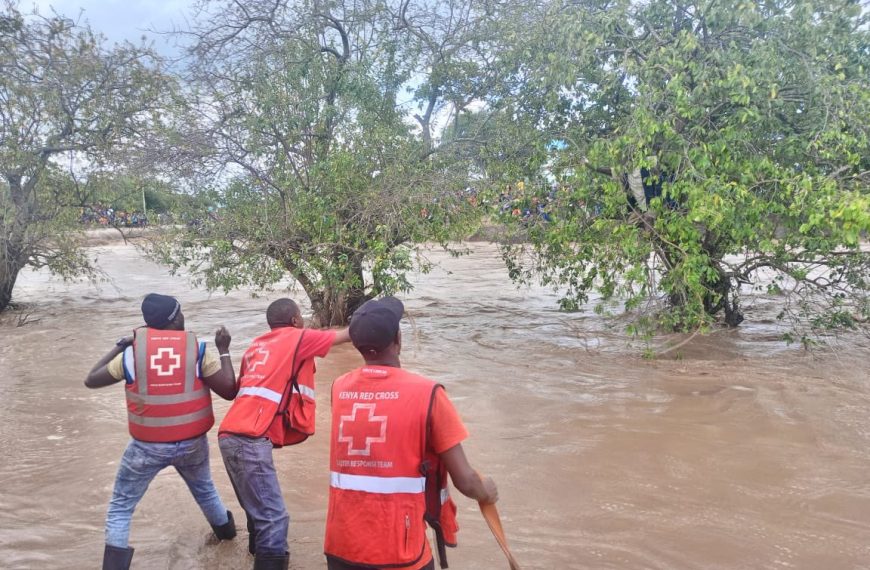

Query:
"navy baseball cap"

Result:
[[349, 297, 404, 352]]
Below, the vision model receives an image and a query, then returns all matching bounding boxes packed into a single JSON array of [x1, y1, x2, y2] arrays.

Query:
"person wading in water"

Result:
[[85, 293, 238, 569], [324, 296, 498, 570], [218, 298, 350, 570]]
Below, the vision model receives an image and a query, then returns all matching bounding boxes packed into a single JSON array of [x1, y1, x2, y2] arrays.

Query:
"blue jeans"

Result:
[[219, 434, 289, 555], [105, 435, 229, 548]]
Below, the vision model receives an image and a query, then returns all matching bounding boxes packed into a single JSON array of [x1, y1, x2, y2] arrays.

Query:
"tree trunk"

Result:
[[0, 261, 23, 312], [0, 173, 35, 313], [308, 285, 370, 327], [281, 254, 372, 327], [702, 268, 744, 327]]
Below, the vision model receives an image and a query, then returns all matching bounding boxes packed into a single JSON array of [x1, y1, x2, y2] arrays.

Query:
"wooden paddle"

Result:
[[476, 471, 521, 570]]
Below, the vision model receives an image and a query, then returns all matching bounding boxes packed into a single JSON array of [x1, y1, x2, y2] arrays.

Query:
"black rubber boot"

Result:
[[211, 510, 237, 540], [246, 514, 257, 554], [253, 552, 289, 570], [102, 544, 134, 570]]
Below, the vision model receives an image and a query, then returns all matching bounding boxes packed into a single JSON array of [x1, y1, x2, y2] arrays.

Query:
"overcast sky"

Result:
[[27, 0, 193, 55]]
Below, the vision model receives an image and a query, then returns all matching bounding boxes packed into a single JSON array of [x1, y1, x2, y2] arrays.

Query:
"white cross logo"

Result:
[[247, 347, 270, 371], [338, 403, 387, 456], [150, 347, 181, 376]]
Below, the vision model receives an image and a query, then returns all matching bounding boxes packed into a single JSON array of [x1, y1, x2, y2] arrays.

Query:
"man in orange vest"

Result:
[[85, 293, 240, 570], [218, 298, 351, 570], [324, 297, 498, 570]]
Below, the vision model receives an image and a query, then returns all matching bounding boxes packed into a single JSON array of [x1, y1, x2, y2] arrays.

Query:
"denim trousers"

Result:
[[219, 434, 289, 556], [105, 434, 229, 548]]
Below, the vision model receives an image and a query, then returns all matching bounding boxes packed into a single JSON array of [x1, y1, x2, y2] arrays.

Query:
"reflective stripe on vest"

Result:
[[126, 387, 210, 405], [330, 471, 426, 495], [237, 385, 283, 404], [232, 370, 315, 403], [293, 383, 316, 399], [128, 407, 214, 427]]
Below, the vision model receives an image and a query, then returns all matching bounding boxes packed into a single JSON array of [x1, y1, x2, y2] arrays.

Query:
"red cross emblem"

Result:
[[246, 347, 269, 371], [150, 347, 181, 376], [338, 403, 387, 456]]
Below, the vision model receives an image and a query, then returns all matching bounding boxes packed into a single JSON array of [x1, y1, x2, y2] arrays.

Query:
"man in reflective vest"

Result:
[[85, 293, 239, 570], [324, 297, 498, 570], [218, 298, 350, 570]]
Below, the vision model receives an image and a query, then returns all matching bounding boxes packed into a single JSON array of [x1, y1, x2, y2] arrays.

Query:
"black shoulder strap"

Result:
[[422, 383, 449, 569], [424, 384, 441, 455], [277, 330, 306, 415]]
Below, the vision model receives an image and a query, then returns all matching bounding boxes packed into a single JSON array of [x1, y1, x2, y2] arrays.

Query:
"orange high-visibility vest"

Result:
[[325, 366, 459, 569], [125, 328, 214, 443], [219, 327, 316, 446]]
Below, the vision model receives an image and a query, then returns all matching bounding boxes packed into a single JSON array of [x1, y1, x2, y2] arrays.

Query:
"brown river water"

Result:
[[1, 236, 869, 569]]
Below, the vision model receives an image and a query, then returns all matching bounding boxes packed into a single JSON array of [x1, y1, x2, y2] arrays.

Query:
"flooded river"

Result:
[[1, 237, 868, 569]]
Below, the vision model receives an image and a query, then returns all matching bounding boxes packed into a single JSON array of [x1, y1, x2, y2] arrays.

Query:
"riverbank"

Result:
[[79, 226, 162, 246]]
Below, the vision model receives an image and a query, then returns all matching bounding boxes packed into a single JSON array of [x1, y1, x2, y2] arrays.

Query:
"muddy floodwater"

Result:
[[1, 237, 869, 569]]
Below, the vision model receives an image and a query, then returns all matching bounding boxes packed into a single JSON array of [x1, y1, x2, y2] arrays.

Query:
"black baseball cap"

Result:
[[141, 293, 181, 329], [349, 296, 404, 353]]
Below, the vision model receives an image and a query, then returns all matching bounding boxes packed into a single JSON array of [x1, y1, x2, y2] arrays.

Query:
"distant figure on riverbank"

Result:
[[324, 296, 498, 570], [84, 293, 239, 569], [218, 298, 350, 570]]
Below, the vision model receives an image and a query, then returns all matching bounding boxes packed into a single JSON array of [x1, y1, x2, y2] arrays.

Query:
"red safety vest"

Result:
[[324, 366, 459, 570], [219, 327, 316, 447], [125, 328, 214, 443]]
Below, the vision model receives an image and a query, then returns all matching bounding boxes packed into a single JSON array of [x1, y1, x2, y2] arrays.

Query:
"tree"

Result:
[[0, 2, 170, 311], [491, 0, 870, 340], [156, 0, 498, 325]]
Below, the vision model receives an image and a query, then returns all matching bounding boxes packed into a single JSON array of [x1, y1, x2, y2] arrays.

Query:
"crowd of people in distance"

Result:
[[80, 204, 149, 227]]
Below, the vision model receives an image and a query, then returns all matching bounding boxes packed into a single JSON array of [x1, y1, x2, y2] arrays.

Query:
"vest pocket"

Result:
[[251, 405, 266, 433], [404, 514, 410, 553], [397, 503, 424, 562]]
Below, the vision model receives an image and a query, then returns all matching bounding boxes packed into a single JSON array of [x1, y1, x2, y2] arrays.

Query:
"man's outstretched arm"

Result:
[[332, 327, 351, 346]]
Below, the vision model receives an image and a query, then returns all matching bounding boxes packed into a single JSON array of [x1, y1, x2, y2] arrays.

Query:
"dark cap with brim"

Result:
[[141, 293, 181, 329], [349, 296, 404, 353]]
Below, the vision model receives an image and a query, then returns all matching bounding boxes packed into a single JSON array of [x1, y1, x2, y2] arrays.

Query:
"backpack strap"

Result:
[[277, 330, 306, 415], [421, 383, 449, 569]]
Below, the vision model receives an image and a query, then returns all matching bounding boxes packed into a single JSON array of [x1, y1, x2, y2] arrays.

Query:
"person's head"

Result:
[[141, 293, 184, 330], [266, 298, 303, 329], [349, 296, 404, 363]]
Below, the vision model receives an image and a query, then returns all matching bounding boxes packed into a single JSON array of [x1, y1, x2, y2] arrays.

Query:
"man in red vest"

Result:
[[324, 297, 498, 570], [85, 293, 239, 570], [218, 298, 351, 570]]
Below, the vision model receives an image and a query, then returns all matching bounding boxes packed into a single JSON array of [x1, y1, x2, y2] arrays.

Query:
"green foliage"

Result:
[[0, 2, 170, 310], [5, 0, 867, 343], [157, 0, 487, 325], [490, 0, 870, 338]]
